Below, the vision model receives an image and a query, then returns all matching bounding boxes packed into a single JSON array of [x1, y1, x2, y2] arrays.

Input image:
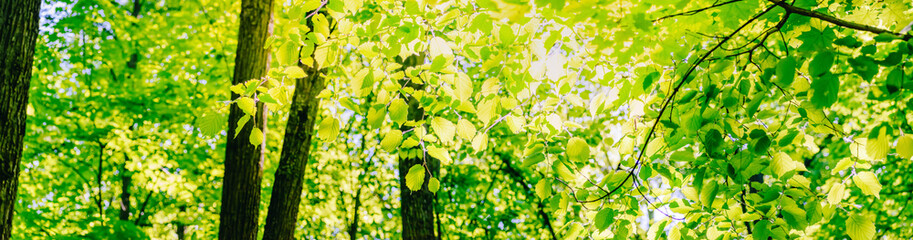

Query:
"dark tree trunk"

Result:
[[262, 59, 326, 240], [497, 153, 557, 240], [219, 0, 273, 239], [177, 206, 187, 240], [119, 163, 132, 221], [0, 0, 40, 238], [396, 54, 441, 240]]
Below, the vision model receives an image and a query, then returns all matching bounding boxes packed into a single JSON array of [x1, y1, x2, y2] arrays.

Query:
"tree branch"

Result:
[[768, 0, 912, 39], [654, 0, 744, 22]]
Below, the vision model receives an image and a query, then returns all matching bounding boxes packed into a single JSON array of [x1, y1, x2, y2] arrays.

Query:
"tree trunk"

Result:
[[262, 59, 326, 240], [396, 54, 441, 240], [119, 164, 132, 221], [219, 0, 273, 238], [0, 0, 41, 238]]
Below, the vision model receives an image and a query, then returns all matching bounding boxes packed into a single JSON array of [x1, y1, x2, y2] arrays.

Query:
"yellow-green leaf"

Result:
[[846, 214, 875, 240], [284, 66, 306, 78], [455, 74, 473, 102], [853, 171, 882, 198], [472, 133, 488, 153], [318, 117, 339, 141], [431, 118, 456, 143], [428, 177, 440, 193], [827, 183, 845, 205], [427, 145, 452, 164], [405, 164, 425, 191], [897, 135, 913, 159], [536, 179, 551, 199], [866, 128, 889, 160], [832, 158, 853, 174], [456, 119, 476, 141], [380, 130, 403, 152], [236, 97, 257, 116], [389, 98, 409, 125], [771, 152, 795, 177], [566, 137, 590, 162], [249, 127, 264, 146], [429, 36, 452, 57]]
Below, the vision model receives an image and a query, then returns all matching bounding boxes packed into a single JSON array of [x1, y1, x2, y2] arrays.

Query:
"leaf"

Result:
[[429, 36, 452, 57], [866, 127, 889, 160], [277, 41, 298, 66], [809, 51, 834, 76], [389, 98, 409, 125], [456, 119, 477, 141], [832, 158, 853, 174], [827, 183, 845, 205], [776, 56, 797, 86], [810, 73, 839, 108], [536, 179, 551, 199], [318, 117, 339, 141], [846, 214, 875, 240], [284, 66, 306, 78], [771, 152, 795, 177], [471, 133, 488, 153], [236, 97, 257, 116], [898, 135, 913, 159], [405, 164, 426, 191], [498, 24, 515, 45], [566, 137, 590, 162], [196, 113, 225, 136], [366, 107, 384, 129], [380, 130, 403, 152], [426, 145, 453, 164], [594, 208, 613, 231], [431, 118, 456, 143], [249, 127, 264, 146], [455, 74, 473, 102], [852, 171, 882, 198], [428, 177, 440, 193]]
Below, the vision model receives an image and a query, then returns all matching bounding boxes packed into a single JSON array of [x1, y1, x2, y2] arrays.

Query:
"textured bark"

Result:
[[0, 0, 40, 238], [396, 54, 441, 240], [219, 0, 273, 239], [262, 60, 326, 240]]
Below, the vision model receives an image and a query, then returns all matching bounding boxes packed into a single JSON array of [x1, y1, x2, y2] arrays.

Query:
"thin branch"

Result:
[[768, 0, 912, 39], [654, 0, 744, 22]]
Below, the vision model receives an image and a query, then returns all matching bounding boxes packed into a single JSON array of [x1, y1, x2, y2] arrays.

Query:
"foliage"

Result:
[[14, 0, 913, 239]]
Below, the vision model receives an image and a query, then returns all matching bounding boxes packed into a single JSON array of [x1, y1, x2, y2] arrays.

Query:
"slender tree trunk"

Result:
[[262, 58, 326, 240], [219, 0, 273, 238], [119, 162, 132, 221], [497, 153, 557, 240], [119, 0, 142, 223], [0, 0, 41, 238], [396, 54, 441, 240]]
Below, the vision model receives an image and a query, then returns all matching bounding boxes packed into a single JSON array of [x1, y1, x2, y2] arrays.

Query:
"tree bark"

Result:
[[396, 54, 441, 240], [262, 56, 326, 240], [0, 0, 41, 238], [219, 0, 273, 238], [119, 0, 142, 223]]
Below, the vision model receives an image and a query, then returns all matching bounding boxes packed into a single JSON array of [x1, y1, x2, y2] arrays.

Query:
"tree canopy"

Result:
[[6, 0, 913, 239]]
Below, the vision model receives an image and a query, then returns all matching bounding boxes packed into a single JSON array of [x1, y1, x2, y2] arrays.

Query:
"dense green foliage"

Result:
[[9, 0, 913, 239]]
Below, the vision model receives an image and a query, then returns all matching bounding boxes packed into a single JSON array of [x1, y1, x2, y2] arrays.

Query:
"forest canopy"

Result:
[[1, 0, 912, 239]]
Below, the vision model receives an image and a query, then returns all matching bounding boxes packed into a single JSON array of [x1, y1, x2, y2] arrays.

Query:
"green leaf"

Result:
[[405, 164, 426, 191], [775, 56, 797, 86], [827, 183, 845, 205], [594, 208, 613, 230], [284, 66, 306, 78], [809, 51, 834, 76], [249, 127, 264, 146], [846, 214, 875, 240], [536, 179, 551, 199], [318, 117, 339, 141], [236, 97, 257, 116], [389, 98, 409, 125], [498, 24, 515, 45], [566, 137, 590, 162], [852, 171, 882, 198], [431, 118, 456, 143], [810, 72, 839, 108], [866, 127, 889, 160], [471, 133, 488, 153], [832, 158, 853, 174], [771, 152, 796, 177], [428, 177, 440, 193], [426, 145, 453, 164], [367, 107, 384, 129], [897, 135, 913, 159], [456, 118, 477, 141], [380, 130, 403, 152], [277, 41, 298, 66], [196, 113, 225, 136]]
